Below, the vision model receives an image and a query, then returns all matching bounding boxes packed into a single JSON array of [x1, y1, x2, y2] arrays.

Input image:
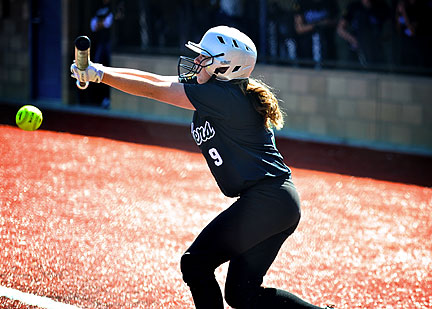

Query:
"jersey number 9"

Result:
[[209, 148, 223, 166]]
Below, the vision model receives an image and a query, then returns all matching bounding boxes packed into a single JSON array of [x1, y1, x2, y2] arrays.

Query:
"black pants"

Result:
[[181, 175, 322, 308]]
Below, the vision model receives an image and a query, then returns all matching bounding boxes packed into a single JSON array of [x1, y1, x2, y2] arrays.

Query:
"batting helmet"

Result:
[[178, 26, 257, 81]]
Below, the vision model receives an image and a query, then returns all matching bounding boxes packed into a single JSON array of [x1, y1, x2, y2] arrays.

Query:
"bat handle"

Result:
[[76, 80, 89, 90]]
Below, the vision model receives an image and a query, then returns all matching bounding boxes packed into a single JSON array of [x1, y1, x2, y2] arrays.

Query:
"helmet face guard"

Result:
[[177, 44, 224, 78]]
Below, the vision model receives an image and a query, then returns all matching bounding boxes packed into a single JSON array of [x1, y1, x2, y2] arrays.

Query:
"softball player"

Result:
[[71, 25, 334, 309]]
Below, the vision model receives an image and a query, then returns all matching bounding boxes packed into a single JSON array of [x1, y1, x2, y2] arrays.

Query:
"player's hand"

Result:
[[70, 61, 104, 83]]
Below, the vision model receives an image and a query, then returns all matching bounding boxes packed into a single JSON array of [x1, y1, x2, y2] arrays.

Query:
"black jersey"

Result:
[[182, 77, 290, 197]]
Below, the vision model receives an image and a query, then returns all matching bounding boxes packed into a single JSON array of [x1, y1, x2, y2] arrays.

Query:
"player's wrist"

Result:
[[88, 62, 104, 83]]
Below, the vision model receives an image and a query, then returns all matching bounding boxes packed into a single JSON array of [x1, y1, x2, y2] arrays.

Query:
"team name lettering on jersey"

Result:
[[191, 121, 215, 146]]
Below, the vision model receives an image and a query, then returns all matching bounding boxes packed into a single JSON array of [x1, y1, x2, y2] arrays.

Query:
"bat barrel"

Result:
[[75, 36, 91, 51]]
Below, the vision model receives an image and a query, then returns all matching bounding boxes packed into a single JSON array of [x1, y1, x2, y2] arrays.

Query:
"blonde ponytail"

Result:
[[247, 79, 284, 130]]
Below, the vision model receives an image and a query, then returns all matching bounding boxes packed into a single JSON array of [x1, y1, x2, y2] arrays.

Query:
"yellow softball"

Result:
[[15, 105, 43, 131]]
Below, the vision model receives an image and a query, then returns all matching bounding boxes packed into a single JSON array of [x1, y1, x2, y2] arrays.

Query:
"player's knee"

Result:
[[225, 287, 249, 308], [225, 280, 257, 308], [180, 252, 212, 286], [180, 252, 193, 282], [224, 284, 242, 308]]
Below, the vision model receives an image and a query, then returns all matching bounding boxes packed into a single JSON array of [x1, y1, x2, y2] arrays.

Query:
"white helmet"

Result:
[[178, 26, 257, 81]]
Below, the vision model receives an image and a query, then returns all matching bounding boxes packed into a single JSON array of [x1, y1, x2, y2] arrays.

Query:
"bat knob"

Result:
[[76, 80, 89, 90]]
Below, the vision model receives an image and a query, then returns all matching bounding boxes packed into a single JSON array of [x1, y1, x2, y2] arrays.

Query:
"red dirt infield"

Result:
[[0, 109, 431, 308]]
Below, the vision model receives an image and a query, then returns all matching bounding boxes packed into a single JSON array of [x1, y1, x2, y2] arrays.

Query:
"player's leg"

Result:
[[180, 243, 226, 309], [224, 229, 322, 308], [223, 177, 324, 308], [180, 199, 252, 309], [180, 175, 301, 309]]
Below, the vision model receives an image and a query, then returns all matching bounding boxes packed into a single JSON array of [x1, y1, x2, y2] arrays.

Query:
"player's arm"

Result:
[[102, 70, 195, 110], [103, 67, 179, 83], [71, 63, 195, 110]]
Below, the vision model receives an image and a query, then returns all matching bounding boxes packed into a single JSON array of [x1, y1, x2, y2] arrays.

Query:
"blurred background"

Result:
[[1, 0, 431, 156]]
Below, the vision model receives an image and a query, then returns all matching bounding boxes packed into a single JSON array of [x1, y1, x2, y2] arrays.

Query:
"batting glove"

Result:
[[70, 61, 104, 83]]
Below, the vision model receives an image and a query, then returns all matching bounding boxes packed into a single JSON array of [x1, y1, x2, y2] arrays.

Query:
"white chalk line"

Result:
[[0, 286, 80, 309]]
